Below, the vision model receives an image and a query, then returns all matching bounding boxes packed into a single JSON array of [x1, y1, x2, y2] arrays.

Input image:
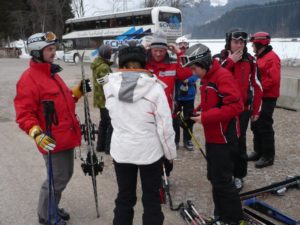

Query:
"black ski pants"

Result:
[[206, 142, 243, 223], [97, 108, 113, 154], [233, 110, 251, 179], [113, 158, 164, 225], [251, 98, 277, 159], [173, 100, 195, 143]]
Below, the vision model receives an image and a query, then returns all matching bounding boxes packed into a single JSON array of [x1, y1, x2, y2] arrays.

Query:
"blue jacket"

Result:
[[175, 75, 199, 101]]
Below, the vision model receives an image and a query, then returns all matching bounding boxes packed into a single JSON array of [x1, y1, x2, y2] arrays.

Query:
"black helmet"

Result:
[[180, 43, 212, 70], [98, 44, 112, 60], [225, 28, 248, 50], [118, 40, 146, 68]]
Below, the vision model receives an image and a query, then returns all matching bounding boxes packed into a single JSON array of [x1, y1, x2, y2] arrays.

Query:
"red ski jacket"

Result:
[[198, 60, 244, 144], [14, 60, 81, 154], [214, 50, 263, 116], [256, 46, 281, 98], [146, 53, 192, 110]]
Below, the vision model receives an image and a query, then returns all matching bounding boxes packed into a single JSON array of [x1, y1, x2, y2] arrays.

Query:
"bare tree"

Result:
[[27, 0, 49, 31], [72, 0, 85, 17]]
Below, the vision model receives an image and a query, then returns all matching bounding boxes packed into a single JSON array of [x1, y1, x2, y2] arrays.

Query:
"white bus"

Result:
[[62, 6, 182, 63]]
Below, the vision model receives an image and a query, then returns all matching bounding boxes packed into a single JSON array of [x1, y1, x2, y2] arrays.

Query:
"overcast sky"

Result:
[[82, 0, 228, 17]]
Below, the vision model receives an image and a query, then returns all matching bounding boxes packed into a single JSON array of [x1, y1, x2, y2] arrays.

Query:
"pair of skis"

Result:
[[240, 176, 300, 200], [240, 176, 300, 225], [79, 52, 104, 218]]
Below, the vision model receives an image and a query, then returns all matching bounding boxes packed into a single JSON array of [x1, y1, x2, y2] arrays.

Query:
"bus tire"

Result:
[[74, 54, 80, 64]]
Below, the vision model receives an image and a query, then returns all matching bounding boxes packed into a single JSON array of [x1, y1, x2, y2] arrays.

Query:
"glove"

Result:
[[96, 74, 109, 85], [80, 78, 92, 93], [72, 79, 92, 98], [29, 126, 56, 151], [178, 112, 196, 130], [163, 157, 173, 177]]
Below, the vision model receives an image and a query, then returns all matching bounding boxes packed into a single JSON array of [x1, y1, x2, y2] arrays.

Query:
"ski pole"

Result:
[[42, 100, 59, 225], [177, 111, 207, 161], [186, 200, 207, 224]]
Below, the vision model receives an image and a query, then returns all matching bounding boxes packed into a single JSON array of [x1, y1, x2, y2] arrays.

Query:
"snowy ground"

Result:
[[0, 58, 299, 225]]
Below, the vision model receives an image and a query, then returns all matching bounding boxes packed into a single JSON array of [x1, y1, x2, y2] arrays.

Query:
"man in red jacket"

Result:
[[146, 31, 191, 176], [214, 29, 263, 190], [180, 44, 244, 225], [248, 32, 281, 168], [146, 31, 191, 111], [14, 32, 89, 225]]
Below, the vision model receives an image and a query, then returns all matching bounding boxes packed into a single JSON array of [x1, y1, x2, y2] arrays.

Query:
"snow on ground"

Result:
[[189, 38, 300, 65]]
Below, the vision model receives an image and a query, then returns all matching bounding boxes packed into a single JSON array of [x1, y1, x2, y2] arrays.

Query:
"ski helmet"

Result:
[[176, 36, 189, 49], [225, 29, 248, 50], [118, 40, 146, 68], [180, 43, 212, 70], [249, 31, 271, 46], [27, 32, 58, 61], [98, 44, 112, 61]]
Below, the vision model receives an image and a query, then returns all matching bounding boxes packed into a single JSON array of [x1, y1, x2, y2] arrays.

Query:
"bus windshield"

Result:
[[159, 12, 181, 24]]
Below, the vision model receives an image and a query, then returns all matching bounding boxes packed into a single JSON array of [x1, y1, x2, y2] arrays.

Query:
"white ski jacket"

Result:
[[103, 69, 177, 165]]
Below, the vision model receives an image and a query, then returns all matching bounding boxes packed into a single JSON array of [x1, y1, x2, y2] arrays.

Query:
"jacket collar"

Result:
[[30, 59, 52, 76], [203, 59, 221, 81], [256, 45, 273, 58]]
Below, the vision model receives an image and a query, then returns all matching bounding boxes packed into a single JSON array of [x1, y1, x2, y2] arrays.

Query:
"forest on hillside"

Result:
[[0, 0, 73, 46], [191, 0, 300, 38]]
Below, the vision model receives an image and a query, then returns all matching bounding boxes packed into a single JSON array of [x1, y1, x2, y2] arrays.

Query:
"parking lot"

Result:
[[0, 58, 299, 225]]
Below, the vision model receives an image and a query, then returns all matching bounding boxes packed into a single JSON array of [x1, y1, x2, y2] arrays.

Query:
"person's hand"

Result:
[[29, 126, 56, 151], [228, 49, 243, 63], [72, 78, 92, 98], [168, 43, 181, 54], [190, 112, 202, 124], [80, 78, 92, 93], [183, 79, 189, 84], [251, 115, 259, 122]]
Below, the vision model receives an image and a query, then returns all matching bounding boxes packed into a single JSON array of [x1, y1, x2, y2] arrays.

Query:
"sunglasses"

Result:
[[231, 31, 248, 41], [180, 51, 209, 67]]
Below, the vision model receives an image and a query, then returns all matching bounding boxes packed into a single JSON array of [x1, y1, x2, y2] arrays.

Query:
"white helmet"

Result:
[[27, 32, 57, 60], [176, 36, 189, 44], [176, 36, 189, 49]]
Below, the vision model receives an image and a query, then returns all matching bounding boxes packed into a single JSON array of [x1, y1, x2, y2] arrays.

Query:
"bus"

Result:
[[62, 6, 182, 63]]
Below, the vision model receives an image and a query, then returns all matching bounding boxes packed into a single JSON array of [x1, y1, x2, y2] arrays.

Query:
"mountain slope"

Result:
[[190, 0, 300, 38]]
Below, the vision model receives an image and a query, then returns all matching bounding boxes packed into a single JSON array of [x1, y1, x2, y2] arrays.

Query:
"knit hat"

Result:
[[150, 31, 168, 49], [99, 44, 112, 60], [118, 40, 146, 68]]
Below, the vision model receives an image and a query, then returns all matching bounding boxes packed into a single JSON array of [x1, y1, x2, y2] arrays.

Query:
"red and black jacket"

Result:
[[14, 60, 82, 154], [214, 50, 263, 116], [256, 46, 281, 98], [146, 52, 192, 111], [197, 60, 244, 144]]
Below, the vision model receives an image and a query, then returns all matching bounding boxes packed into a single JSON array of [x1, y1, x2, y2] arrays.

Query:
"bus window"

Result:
[[133, 15, 152, 26], [159, 12, 181, 23], [75, 38, 90, 49], [64, 24, 72, 34], [110, 18, 117, 28], [100, 20, 108, 28], [63, 40, 74, 52]]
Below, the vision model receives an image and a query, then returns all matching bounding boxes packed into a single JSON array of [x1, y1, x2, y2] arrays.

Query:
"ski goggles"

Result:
[[231, 31, 248, 41], [180, 50, 210, 67], [43, 32, 57, 42], [178, 42, 189, 48], [28, 32, 58, 44]]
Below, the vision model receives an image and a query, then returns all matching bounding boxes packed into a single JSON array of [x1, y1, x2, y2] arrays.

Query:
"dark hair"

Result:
[[118, 41, 146, 68]]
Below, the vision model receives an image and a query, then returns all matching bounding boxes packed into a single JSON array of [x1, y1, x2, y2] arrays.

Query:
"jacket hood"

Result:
[[91, 57, 113, 70], [106, 69, 162, 103]]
